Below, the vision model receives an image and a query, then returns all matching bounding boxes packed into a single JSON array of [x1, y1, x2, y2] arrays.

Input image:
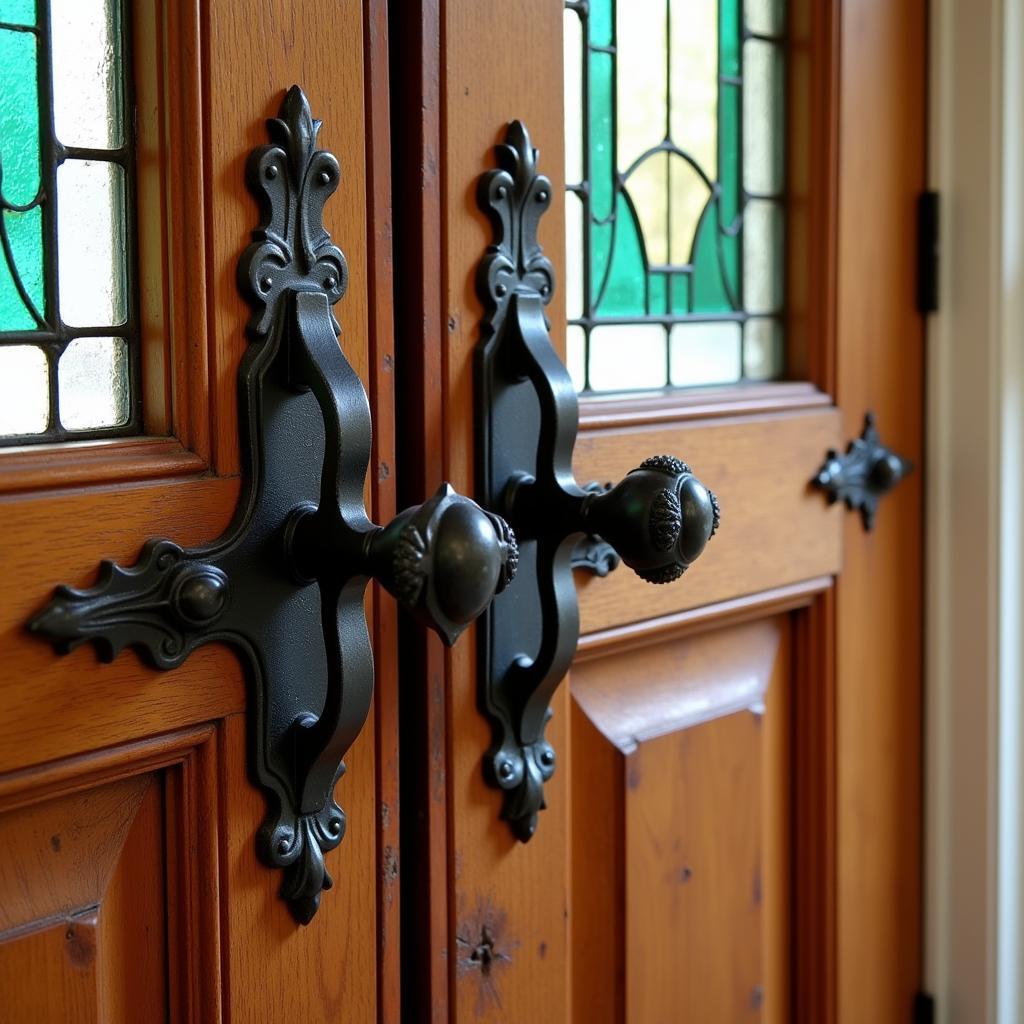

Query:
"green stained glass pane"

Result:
[[596, 193, 646, 317], [590, 219, 613, 310], [718, 82, 741, 229], [648, 273, 667, 316], [719, 0, 741, 77], [589, 50, 614, 221], [565, 0, 786, 393], [0, 1, 37, 25], [0, 24, 45, 330], [691, 201, 733, 313], [589, 0, 613, 47]]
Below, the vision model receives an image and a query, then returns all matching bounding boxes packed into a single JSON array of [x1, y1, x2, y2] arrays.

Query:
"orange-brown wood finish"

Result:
[[0, 1, 398, 1022], [834, 0, 925, 1019], [393, 0, 925, 1021]]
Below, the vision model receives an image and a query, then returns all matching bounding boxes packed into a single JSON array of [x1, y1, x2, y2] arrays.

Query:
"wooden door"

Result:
[[0, 1, 399, 1020], [393, 0, 923, 1021]]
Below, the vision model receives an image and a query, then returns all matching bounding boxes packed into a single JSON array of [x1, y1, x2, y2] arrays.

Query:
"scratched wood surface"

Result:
[[0, 1, 394, 1021]]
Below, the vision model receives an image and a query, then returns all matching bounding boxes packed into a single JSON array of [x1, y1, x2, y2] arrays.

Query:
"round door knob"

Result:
[[580, 455, 720, 584], [288, 483, 517, 647], [368, 483, 518, 644]]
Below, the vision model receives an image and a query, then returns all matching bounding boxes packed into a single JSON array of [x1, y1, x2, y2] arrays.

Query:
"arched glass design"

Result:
[[564, 0, 786, 393]]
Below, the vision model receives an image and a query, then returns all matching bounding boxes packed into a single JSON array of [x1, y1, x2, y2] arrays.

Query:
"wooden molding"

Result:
[[576, 575, 833, 662], [0, 437, 208, 496], [578, 381, 831, 432]]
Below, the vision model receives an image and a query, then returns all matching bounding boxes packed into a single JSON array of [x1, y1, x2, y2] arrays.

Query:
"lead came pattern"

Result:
[[564, 0, 786, 393], [0, 0, 137, 443]]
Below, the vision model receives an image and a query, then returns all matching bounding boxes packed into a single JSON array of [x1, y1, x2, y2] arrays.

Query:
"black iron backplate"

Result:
[[474, 122, 720, 841], [28, 87, 515, 924], [812, 412, 914, 530]]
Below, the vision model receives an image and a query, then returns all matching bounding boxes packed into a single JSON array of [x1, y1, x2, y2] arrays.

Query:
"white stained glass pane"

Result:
[[564, 7, 584, 186], [616, 0, 667, 171], [669, 321, 742, 386], [50, 0, 124, 149], [743, 318, 784, 380], [745, 0, 785, 36], [58, 336, 129, 429], [743, 40, 784, 195], [589, 324, 666, 392], [566, 190, 584, 321], [57, 159, 128, 328], [566, 324, 586, 392], [0, 345, 49, 435], [669, 0, 719, 180], [743, 199, 784, 315]]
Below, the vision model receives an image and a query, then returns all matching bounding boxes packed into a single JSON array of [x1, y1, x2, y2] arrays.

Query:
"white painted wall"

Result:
[[926, 0, 1024, 1020]]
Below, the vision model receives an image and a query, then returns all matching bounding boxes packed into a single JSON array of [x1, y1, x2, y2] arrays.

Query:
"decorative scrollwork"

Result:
[[475, 124, 719, 840], [477, 120, 555, 324], [391, 524, 427, 607], [239, 85, 349, 339], [812, 412, 913, 530], [260, 792, 347, 926], [28, 540, 226, 668]]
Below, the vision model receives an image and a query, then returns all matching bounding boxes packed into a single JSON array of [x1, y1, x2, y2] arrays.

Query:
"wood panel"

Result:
[[570, 618, 791, 1023], [575, 410, 842, 633], [0, 727, 221, 1023], [222, 712, 378, 1022], [439, 2, 570, 1021], [834, 1, 926, 1020], [0, 478, 244, 772]]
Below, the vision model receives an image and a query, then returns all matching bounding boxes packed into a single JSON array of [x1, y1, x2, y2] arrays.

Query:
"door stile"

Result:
[[364, 1, 402, 1019], [390, 1, 453, 1018]]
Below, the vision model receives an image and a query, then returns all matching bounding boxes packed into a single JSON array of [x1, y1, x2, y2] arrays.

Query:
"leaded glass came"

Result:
[[0, 0, 137, 443], [564, 0, 786, 393]]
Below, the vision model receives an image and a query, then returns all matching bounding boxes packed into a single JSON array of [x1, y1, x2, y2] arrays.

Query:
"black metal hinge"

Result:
[[917, 191, 940, 313], [913, 990, 935, 1024]]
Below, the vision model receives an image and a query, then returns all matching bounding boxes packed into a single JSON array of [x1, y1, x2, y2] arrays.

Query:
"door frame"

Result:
[[925, 0, 1024, 1020]]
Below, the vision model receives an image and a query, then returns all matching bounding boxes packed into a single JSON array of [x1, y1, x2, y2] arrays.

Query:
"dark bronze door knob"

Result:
[[289, 481, 517, 646]]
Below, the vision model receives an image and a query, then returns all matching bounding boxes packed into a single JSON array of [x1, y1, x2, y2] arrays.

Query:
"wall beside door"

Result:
[[925, 0, 1024, 1021]]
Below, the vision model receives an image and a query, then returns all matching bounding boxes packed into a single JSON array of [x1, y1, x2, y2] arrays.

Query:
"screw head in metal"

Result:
[[265, 164, 278, 179], [536, 189, 548, 202], [325, 275, 337, 290], [539, 748, 554, 767], [495, 283, 507, 298], [497, 185, 507, 199], [497, 760, 515, 781], [319, 170, 331, 184], [261, 276, 273, 291]]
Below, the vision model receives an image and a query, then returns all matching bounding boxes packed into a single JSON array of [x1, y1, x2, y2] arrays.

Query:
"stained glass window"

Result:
[[0, 0, 137, 443], [564, 0, 786, 393]]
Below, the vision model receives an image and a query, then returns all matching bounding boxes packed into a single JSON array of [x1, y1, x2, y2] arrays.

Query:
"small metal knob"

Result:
[[580, 455, 720, 584], [812, 412, 913, 530]]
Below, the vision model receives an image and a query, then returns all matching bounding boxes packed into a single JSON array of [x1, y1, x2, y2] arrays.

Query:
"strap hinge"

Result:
[[917, 191, 940, 313]]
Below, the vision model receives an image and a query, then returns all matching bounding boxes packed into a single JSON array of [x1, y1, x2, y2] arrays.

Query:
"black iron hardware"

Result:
[[812, 412, 913, 530], [28, 87, 516, 924], [475, 122, 720, 840], [916, 191, 940, 314]]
